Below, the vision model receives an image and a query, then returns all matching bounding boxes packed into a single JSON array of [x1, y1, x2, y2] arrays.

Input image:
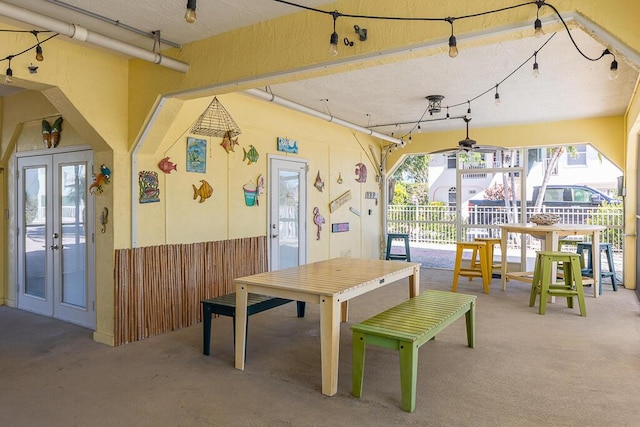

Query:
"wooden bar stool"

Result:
[[529, 251, 586, 316], [385, 233, 411, 262], [576, 242, 618, 294], [453, 241, 490, 294], [471, 237, 502, 279]]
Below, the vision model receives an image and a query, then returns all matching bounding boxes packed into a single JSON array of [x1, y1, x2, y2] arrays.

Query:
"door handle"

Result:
[[50, 244, 59, 250], [271, 234, 279, 238]]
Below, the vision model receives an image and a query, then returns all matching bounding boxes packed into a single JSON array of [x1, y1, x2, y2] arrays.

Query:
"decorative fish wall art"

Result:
[[243, 145, 259, 165], [220, 130, 239, 153], [89, 164, 111, 195], [158, 157, 177, 174], [193, 179, 213, 203], [42, 117, 63, 149]]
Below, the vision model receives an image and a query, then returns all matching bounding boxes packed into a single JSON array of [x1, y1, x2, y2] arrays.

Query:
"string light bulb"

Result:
[[328, 12, 339, 56], [446, 17, 458, 58], [35, 44, 43, 61], [609, 58, 619, 80], [31, 31, 44, 61], [467, 100, 471, 115], [185, 0, 197, 24], [494, 85, 501, 105], [5, 56, 13, 84], [533, 52, 540, 77], [534, 1, 544, 38]]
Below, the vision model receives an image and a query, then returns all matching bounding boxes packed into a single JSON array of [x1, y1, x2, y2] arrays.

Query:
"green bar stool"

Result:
[[385, 233, 411, 262], [529, 251, 586, 316]]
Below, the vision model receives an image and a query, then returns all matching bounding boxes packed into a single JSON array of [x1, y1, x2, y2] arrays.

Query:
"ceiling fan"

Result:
[[429, 116, 502, 154]]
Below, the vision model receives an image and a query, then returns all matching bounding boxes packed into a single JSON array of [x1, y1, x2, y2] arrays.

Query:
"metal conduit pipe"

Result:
[[244, 88, 404, 146], [0, 1, 189, 73]]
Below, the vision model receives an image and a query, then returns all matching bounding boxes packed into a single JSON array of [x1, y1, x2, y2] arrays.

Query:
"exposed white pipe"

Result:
[[0, 1, 189, 73], [244, 88, 404, 146]]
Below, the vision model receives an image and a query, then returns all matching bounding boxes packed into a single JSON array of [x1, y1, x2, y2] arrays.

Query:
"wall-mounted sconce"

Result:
[[344, 24, 368, 46]]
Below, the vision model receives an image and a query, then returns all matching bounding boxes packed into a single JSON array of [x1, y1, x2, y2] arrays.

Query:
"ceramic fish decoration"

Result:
[[220, 131, 239, 153], [89, 164, 111, 195], [313, 207, 325, 240], [314, 171, 324, 192], [193, 179, 213, 203], [158, 157, 177, 174], [243, 145, 259, 165], [355, 162, 367, 183], [41, 117, 63, 149]]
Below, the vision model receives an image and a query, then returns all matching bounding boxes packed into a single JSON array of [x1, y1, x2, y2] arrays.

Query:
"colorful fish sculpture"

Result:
[[41, 117, 63, 149], [193, 179, 213, 203], [355, 162, 367, 183], [243, 145, 259, 165], [158, 157, 177, 174], [89, 164, 111, 195], [220, 131, 239, 153]]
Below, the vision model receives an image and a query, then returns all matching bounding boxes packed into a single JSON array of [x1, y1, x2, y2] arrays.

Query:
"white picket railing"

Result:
[[387, 204, 624, 251]]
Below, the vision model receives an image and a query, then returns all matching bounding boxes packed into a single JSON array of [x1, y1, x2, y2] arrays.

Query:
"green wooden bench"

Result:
[[201, 293, 305, 357], [351, 290, 477, 412]]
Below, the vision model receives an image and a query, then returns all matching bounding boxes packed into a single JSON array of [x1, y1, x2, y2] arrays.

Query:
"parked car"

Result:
[[467, 184, 620, 224]]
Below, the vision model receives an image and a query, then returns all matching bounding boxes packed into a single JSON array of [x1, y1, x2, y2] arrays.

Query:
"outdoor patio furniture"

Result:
[[529, 251, 587, 316], [453, 241, 490, 294], [471, 237, 503, 279], [385, 233, 411, 262], [576, 242, 618, 294]]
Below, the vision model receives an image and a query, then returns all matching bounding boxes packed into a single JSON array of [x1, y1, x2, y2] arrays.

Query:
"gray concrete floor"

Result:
[[2, 268, 640, 426]]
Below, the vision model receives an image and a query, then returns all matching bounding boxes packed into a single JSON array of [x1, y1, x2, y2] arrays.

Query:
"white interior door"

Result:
[[268, 157, 307, 271], [17, 150, 95, 329]]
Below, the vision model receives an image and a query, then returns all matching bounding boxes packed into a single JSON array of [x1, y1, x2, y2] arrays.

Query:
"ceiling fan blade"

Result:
[[428, 147, 461, 154], [473, 145, 504, 153]]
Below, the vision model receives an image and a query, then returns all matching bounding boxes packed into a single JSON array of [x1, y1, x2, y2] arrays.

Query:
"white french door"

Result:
[[17, 150, 95, 329], [268, 157, 307, 271]]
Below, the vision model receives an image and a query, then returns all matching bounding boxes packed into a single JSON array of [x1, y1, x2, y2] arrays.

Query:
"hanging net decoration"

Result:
[[190, 97, 242, 138]]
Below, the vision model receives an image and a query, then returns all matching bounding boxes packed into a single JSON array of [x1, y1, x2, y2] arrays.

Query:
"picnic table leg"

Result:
[[234, 286, 248, 370], [399, 340, 418, 412], [320, 295, 341, 396], [409, 265, 420, 298], [202, 303, 213, 355]]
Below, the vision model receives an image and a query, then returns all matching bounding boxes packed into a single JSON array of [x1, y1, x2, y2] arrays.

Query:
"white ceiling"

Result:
[[0, 0, 637, 142]]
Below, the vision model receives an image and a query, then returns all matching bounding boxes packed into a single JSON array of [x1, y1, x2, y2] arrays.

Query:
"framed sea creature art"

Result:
[[186, 137, 207, 173], [138, 171, 160, 203], [277, 137, 298, 154]]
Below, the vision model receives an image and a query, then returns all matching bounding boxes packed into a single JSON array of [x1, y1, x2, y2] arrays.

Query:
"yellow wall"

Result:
[[133, 93, 383, 264]]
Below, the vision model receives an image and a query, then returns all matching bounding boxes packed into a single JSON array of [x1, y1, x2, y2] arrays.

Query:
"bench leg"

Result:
[[352, 331, 366, 398], [399, 340, 418, 412], [202, 304, 213, 356], [296, 301, 306, 317], [465, 302, 475, 348]]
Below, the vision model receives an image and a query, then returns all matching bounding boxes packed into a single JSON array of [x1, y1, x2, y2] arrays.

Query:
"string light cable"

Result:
[[2, 30, 58, 81], [273, 1, 621, 137]]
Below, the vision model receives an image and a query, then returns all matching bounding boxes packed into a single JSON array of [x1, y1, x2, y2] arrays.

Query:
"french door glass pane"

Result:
[[60, 163, 87, 308], [24, 166, 47, 298]]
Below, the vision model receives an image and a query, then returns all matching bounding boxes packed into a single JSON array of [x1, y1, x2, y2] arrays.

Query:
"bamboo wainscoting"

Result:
[[114, 236, 268, 346]]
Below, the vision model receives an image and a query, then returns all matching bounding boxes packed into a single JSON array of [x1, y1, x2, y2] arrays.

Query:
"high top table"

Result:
[[499, 224, 605, 298], [234, 257, 420, 396]]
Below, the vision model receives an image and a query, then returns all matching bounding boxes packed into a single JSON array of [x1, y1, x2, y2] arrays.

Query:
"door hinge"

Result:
[[305, 164, 309, 173], [92, 233, 94, 243], [92, 301, 95, 311]]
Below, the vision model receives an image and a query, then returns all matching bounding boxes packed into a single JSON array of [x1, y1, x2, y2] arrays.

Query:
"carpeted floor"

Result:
[[1, 268, 639, 426]]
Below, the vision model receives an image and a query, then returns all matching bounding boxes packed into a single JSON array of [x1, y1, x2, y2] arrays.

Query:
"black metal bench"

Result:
[[201, 293, 306, 356]]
